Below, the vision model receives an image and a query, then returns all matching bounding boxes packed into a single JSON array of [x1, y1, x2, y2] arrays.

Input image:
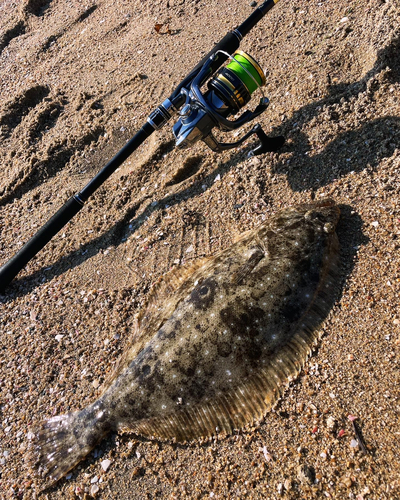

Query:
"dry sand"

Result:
[[0, 0, 399, 498]]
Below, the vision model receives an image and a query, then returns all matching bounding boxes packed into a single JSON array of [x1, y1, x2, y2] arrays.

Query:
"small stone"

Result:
[[341, 476, 353, 488], [262, 446, 272, 462], [350, 439, 359, 448], [101, 459, 111, 472], [131, 466, 143, 477], [297, 464, 315, 485], [326, 416, 336, 429], [340, 17, 349, 23], [284, 478, 291, 491], [55, 334, 64, 342], [250, 1, 257, 7], [90, 484, 100, 495], [371, 221, 379, 227], [92, 380, 100, 389], [91, 475, 99, 484], [214, 174, 221, 182], [393, 318, 400, 325]]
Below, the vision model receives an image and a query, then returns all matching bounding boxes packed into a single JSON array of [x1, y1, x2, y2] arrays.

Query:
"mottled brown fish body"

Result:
[[32, 200, 341, 482]]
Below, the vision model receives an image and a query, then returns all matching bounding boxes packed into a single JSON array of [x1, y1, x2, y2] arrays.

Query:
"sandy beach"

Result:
[[0, 0, 399, 498]]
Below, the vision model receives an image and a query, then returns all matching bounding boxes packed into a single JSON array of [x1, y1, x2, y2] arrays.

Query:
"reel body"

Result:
[[169, 50, 284, 155]]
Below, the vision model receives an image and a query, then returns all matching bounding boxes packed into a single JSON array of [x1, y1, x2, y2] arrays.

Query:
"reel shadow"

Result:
[[275, 116, 399, 192], [270, 35, 400, 191]]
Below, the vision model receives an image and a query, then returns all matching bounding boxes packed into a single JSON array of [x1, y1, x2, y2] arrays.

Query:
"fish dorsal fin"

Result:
[[100, 257, 210, 394], [119, 235, 341, 442]]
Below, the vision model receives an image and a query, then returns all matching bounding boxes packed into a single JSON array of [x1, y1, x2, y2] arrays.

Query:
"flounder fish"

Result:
[[31, 199, 340, 482]]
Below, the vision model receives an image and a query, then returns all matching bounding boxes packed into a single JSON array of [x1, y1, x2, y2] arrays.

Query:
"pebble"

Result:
[[91, 475, 99, 483], [261, 446, 272, 462], [341, 476, 353, 488], [101, 459, 111, 472], [297, 464, 315, 485], [326, 416, 336, 429], [350, 439, 359, 448], [90, 484, 100, 495]]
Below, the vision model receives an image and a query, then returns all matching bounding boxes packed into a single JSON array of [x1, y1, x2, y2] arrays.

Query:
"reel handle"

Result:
[[203, 123, 285, 155]]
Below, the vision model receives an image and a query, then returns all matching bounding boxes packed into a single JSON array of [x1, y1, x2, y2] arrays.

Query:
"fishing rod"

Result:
[[0, 0, 284, 292]]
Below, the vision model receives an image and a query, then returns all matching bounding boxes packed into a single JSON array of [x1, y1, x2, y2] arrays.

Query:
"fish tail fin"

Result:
[[29, 406, 110, 483]]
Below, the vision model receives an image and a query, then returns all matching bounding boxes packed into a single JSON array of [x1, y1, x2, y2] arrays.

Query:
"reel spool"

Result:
[[209, 50, 266, 111], [171, 50, 284, 155]]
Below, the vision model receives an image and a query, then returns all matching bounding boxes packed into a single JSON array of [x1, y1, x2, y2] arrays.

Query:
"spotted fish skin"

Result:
[[32, 200, 340, 482]]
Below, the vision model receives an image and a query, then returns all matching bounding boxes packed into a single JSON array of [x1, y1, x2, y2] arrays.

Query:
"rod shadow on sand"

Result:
[[2, 35, 398, 298]]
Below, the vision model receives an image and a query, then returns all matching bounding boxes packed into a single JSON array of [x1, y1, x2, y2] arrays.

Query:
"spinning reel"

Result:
[[149, 50, 285, 156]]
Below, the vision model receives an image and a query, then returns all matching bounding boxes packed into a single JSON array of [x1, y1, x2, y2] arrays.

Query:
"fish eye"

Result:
[[323, 222, 334, 233], [199, 286, 209, 296]]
